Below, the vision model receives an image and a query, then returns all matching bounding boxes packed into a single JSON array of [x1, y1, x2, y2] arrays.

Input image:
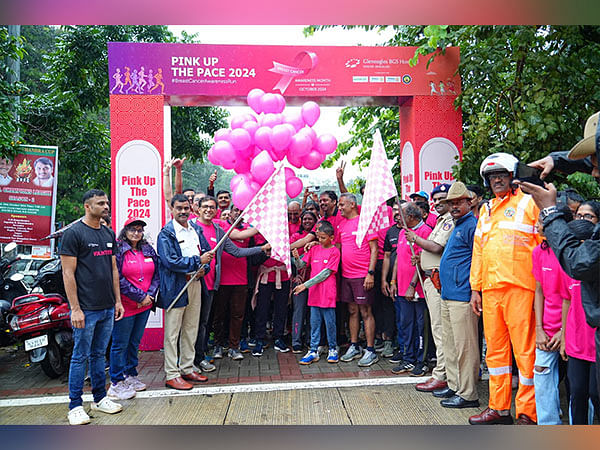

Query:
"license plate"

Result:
[[25, 334, 48, 351]]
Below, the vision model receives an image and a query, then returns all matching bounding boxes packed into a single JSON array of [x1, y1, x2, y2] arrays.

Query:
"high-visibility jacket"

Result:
[[470, 188, 541, 292]]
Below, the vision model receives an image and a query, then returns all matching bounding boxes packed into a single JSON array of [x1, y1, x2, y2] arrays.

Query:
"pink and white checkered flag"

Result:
[[241, 164, 291, 275], [356, 129, 398, 247]]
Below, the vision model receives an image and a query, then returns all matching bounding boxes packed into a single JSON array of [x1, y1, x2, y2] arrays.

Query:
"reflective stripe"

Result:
[[481, 222, 492, 233], [519, 371, 534, 386], [475, 229, 483, 237], [488, 365, 512, 376], [514, 194, 531, 224], [497, 221, 537, 234]]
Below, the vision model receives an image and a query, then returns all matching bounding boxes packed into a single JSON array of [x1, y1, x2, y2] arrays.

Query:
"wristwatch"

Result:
[[540, 205, 558, 220], [368, 270, 375, 276]]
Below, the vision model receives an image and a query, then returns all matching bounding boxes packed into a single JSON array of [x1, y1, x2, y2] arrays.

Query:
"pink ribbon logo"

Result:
[[269, 51, 319, 94]]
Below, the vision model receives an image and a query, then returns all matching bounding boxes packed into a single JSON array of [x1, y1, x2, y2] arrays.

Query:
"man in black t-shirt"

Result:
[[60, 189, 124, 425]]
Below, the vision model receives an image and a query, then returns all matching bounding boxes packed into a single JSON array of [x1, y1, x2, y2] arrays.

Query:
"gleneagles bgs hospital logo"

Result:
[[345, 58, 360, 68]]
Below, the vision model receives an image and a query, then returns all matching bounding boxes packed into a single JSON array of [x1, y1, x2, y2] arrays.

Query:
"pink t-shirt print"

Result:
[[335, 215, 376, 279], [304, 245, 340, 309]]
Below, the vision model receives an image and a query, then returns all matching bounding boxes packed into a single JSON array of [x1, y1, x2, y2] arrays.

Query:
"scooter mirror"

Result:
[[10, 273, 24, 282], [4, 242, 17, 253]]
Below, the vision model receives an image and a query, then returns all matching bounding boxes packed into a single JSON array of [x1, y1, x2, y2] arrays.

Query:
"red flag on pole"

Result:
[[356, 129, 399, 247], [241, 164, 291, 275]]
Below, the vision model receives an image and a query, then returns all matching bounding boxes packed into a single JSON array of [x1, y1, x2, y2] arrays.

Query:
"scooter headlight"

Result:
[[39, 308, 51, 323], [9, 315, 19, 331]]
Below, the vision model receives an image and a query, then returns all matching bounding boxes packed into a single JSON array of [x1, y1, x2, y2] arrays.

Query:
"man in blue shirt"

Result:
[[437, 182, 480, 409]]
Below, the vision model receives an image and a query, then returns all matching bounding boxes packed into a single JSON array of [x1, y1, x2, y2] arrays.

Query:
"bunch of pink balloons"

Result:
[[207, 88, 338, 209]]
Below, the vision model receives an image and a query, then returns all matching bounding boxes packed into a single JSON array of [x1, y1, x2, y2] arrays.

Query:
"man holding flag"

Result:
[[339, 130, 399, 367]]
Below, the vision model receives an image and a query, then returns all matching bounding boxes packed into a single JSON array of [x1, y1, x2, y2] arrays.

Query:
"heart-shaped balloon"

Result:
[[247, 88, 265, 114], [301, 101, 320, 126]]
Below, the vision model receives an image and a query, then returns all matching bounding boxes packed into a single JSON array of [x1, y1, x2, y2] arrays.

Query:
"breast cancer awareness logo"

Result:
[[268, 51, 319, 94]]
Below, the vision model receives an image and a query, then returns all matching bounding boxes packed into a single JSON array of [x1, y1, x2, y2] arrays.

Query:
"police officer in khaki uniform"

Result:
[[405, 183, 455, 384]]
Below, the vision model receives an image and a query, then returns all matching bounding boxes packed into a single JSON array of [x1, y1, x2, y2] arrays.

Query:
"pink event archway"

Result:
[[108, 42, 463, 350]]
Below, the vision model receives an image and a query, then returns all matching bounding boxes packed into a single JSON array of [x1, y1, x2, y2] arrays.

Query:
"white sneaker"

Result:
[[68, 406, 91, 425], [91, 397, 123, 414], [107, 380, 136, 400], [125, 375, 147, 392]]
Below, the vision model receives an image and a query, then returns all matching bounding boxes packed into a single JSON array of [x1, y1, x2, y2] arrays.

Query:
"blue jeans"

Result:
[[291, 289, 308, 347], [68, 308, 114, 409], [109, 309, 151, 384], [396, 296, 426, 364], [310, 307, 336, 351], [533, 348, 562, 425]]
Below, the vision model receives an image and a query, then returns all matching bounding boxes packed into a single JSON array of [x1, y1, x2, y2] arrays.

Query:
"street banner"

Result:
[[0, 145, 58, 247], [356, 129, 398, 247]]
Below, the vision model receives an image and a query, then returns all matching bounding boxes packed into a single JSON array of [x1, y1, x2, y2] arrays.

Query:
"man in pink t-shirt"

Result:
[[336, 193, 380, 367]]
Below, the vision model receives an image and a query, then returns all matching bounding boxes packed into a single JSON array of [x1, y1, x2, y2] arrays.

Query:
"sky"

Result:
[[169, 25, 397, 186]]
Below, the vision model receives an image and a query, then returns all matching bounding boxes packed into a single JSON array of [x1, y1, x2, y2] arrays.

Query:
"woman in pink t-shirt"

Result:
[[560, 218, 600, 425], [109, 218, 159, 400]]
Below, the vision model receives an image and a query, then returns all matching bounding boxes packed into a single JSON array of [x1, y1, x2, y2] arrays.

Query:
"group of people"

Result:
[[59, 112, 600, 426]]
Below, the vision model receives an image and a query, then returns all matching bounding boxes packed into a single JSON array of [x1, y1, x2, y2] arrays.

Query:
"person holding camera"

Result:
[[518, 111, 600, 403]]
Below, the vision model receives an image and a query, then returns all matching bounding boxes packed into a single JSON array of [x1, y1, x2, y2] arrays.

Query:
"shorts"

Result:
[[340, 277, 374, 305]]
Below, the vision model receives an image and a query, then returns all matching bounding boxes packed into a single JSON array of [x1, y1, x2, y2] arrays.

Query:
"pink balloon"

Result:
[[234, 157, 252, 174], [286, 176, 303, 198], [270, 124, 293, 151], [213, 140, 236, 167], [230, 173, 249, 192], [262, 113, 282, 128], [252, 146, 263, 158], [283, 110, 305, 132], [288, 133, 312, 157], [284, 167, 295, 181], [242, 120, 259, 141], [247, 88, 265, 114], [274, 94, 286, 113], [250, 180, 262, 192], [316, 133, 338, 155], [286, 150, 303, 169], [243, 114, 257, 123], [214, 128, 231, 143], [232, 179, 256, 210], [303, 149, 325, 170], [250, 150, 275, 184], [230, 114, 247, 129], [298, 126, 317, 145], [301, 101, 320, 126], [260, 93, 279, 114], [282, 123, 296, 137], [272, 146, 287, 162], [230, 128, 251, 151], [207, 146, 220, 166], [254, 126, 273, 151]]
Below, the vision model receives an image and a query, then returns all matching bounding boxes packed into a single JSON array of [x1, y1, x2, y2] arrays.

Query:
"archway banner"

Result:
[[108, 43, 460, 100]]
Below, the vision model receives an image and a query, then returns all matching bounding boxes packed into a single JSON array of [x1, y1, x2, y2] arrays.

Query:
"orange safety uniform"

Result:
[[470, 187, 541, 420]]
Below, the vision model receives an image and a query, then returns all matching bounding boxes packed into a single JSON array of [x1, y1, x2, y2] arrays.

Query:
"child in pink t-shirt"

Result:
[[532, 217, 567, 425], [292, 220, 341, 365]]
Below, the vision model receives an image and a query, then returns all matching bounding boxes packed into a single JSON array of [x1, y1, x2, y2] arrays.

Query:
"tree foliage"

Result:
[[2, 26, 228, 222], [306, 25, 600, 198]]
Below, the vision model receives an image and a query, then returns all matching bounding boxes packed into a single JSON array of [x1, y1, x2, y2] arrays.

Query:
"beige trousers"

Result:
[[423, 277, 446, 381], [441, 298, 480, 401], [163, 281, 202, 381]]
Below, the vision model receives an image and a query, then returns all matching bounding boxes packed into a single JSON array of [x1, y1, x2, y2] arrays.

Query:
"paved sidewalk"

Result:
[[0, 344, 411, 398]]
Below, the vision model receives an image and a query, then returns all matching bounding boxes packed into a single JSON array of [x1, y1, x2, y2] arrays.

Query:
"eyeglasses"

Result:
[[487, 172, 511, 180], [575, 213, 597, 221], [201, 205, 217, 210], [127, 228, 144, 234]]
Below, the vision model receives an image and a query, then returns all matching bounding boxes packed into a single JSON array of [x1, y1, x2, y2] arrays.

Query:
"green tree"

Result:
[[306, 25, 600, 198], [0, 27, 26, 154], [13, 26, 227, 222]]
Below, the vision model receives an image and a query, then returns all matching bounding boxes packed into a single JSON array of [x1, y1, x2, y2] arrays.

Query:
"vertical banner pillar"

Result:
[[110, 95, 167, 351], [399, 95, 463, 200]]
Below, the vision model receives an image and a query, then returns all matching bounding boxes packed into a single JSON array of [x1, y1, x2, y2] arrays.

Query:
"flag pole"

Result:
[[166, 164, 284, 313]]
